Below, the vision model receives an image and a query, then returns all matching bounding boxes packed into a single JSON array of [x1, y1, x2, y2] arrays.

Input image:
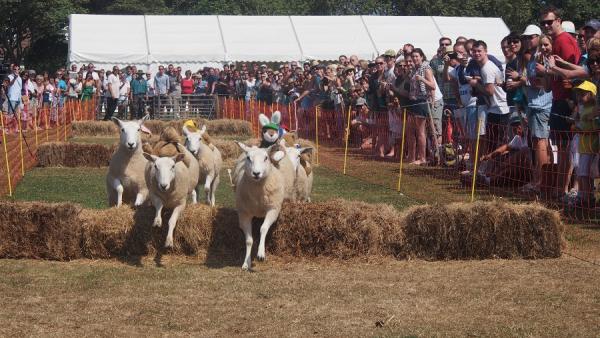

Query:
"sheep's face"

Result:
[[144, 153, 185, 192], [236, 142, 284, 182], [182, 125, 205, 156], [113, 116, 148, 151], [285, 145, 313, 172]]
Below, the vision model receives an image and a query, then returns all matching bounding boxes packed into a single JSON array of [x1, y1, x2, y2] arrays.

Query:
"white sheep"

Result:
[[234, 142, 285, 270], [143, 149, 198, 248], [272, 139, 297, 202], [183, 125, 222, 207], [106, 116, 150, 207], [285, 145, 314, 202]]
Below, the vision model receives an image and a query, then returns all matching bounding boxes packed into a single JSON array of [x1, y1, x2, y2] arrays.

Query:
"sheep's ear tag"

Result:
[[258, 114, 270, 127]]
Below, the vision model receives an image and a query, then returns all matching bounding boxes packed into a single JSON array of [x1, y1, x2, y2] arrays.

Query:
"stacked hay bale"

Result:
[[37, 142, 116, 167], [0, 199, 565, 261]]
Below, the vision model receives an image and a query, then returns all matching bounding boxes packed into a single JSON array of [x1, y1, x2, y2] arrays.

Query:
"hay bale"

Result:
[[212, 139, 241, 162], [79, 204, 215, 258], [272, 199, 406, 258], [205, 119, 253, 137], [0, 201, 83, 260], [72, 121, 118, 136], [37, 142, 115, 167], [402, 200, 565, 260]]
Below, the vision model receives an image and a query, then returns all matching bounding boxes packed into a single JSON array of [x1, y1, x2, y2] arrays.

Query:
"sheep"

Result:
[[234, 142, 286, 270], [106, 116, 150, 207], [182, 124, 223, 207], [143, 150, 197, 248], [151, 126, 201, 204], [285, 145, 314, 202]]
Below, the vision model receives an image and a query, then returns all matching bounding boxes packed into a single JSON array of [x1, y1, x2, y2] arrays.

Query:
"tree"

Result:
[[0, 0, 86, 68]]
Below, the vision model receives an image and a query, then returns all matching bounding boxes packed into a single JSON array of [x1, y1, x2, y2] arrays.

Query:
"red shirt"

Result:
[[181, 78, 194, 94], [551, 31, 580, 101]]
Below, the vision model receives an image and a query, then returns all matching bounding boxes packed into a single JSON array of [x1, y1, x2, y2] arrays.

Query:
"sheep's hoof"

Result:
[[164, 236, 174, 248], [153, 218, 162, 227], [257, 253, 266, 262], [241, 263, 250, 271]]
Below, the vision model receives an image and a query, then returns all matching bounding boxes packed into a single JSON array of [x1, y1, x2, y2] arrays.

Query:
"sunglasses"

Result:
[[376, 62, 384, 65], [540, 19, 556, 27], [440, 43, 451, 46]]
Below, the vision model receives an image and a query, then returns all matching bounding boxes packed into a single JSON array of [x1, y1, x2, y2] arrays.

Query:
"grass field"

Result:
[[3, 144, 600, 336]]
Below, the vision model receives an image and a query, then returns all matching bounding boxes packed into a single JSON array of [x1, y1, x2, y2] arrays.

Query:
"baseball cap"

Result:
[[562, 21, 577, 35], [583, 19, 600, 31], [522, 24, 542, 36], [573, 80, 597, 97], [355, 97, 367, 106]]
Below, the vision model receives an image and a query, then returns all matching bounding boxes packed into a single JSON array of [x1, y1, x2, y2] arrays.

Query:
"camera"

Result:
[[448, 52, 458, 59]]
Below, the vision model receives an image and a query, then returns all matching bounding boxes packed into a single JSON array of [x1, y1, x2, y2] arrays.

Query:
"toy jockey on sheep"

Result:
[[259, 111, 295, 148]]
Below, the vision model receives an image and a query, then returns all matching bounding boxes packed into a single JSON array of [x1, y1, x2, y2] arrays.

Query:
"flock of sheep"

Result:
[[105, 112, 313, 270]]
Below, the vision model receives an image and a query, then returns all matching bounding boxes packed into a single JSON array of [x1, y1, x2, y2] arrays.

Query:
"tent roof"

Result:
[[69, 14, 510, 64]]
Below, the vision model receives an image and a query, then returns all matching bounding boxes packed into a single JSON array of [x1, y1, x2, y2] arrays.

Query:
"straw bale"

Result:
[[0, 201, 83, 260], [402, 200, 565, 260], [212, 139, 241, 162], [37, 142, 115, 167], [72, 121, 118, 136], [79, 204, 215, 258], [205, 119, 253, 137], [271, 199, 406, 258]]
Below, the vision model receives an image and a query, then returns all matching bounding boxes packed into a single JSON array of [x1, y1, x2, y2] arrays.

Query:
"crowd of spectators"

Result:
[[2, 6, 600, 207]]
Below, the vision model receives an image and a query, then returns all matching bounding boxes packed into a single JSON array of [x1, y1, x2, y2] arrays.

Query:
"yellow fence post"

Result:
[[397, 109, 408, 192], [17, 110, 25, 176], [342, 105, 352, 175], [1, 114, 12, 196], [471, 117, 483, 202], [34, 108, 39, 148], [315, 106, 319, 165]]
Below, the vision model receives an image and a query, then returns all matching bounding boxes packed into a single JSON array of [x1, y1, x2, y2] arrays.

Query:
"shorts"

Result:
[[465, 106, 486, 140], [527, 107, 550, 139], [549, 99, 573, 147], [407, 99, 429, 118], [577, 153, 599, 178], [7, 99, 20, 114]]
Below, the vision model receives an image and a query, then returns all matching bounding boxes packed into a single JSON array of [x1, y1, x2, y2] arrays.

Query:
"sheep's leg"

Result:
[[204, 174, 213, 205], [112, 178, 124, 207], [165, 203, 184, 248], [151, 194, 163, 227], [238, 213, 253, 271], [210, 174, 220, 207], [134, 191, 145, 207], [257, 209, 279, 262], [191, 187, 198, 204]]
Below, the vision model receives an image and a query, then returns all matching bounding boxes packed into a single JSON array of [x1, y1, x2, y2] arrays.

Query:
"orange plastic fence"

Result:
[[215, 97, 600, 223], [0, 97, 97, 196]]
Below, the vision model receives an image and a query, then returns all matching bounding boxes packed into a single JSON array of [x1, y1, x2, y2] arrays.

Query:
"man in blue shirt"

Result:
[[153, 65, 169, 118], [131, 70, 148, 119]]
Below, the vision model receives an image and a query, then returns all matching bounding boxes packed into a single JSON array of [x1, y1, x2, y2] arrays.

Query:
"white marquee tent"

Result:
[[68, 14, 509, 72]]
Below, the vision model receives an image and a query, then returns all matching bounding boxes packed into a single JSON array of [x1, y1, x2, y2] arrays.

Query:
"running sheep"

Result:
[[285, 145, 314, 202], [183, 124, 222, 207], [234, 142, 286, 270], [106, 116, 150, 207]]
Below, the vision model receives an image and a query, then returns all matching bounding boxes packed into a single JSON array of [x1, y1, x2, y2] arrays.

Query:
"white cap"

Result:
[[522, 24, 542, 36], [562, 21, 577, 35]]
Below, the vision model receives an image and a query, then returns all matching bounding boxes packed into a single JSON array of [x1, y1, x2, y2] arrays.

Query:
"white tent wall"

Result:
[[432, 17, 510, 59], [362, 16, 441, 59], [68, 14, 511, 66], [290, 16, 377, 61], [69, 14, 149, 66], [218, 16, 302, 62], [145, 15, 225, 63]]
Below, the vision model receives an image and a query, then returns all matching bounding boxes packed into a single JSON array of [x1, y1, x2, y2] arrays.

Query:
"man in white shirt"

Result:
[[7, 65, 22, 116], [103, 66, 120, 120], [468, 40, 510, 153]]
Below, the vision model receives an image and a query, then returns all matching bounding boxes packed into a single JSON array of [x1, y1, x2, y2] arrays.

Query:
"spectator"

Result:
[[168, 68, 182, 118], [573, 81, 599, 207], [153, 65, 170, 116], [103, 66, 120, 121], [81, 72, 95, 101], [7, 65, 22, 122], [117, 71, 130, 119], [130, 70, 148, 119], [539, 6, 581, 199]]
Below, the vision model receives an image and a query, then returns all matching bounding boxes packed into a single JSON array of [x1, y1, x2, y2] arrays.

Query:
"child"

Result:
[[573, 81, 600, 208], [350, 97, 374, 149]]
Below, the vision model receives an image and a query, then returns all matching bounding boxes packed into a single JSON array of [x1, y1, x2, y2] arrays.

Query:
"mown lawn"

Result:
[[8, 165, 415, 210]]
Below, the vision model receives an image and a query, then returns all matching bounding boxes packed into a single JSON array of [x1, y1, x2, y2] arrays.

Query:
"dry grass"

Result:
[[0, 256, 598, 337], [0, 199, 564, 262], [37, 142, 115, 167]]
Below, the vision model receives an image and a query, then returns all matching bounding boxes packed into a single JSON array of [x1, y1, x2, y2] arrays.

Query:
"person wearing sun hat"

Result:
[[572, 80, 599, 207]]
